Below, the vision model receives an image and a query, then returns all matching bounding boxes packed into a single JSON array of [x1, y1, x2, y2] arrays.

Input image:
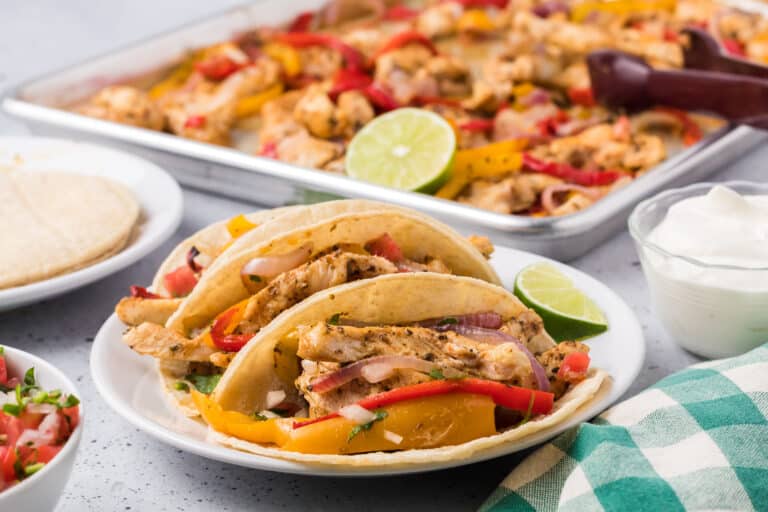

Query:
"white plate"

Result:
[[90, 246, 644, 476], [0, 136, 182, 311]]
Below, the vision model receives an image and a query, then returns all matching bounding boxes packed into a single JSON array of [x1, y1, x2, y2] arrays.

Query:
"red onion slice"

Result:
[[240, 243, 313, 293], [417, 312, 503, 329], [187, 246, 203, 273], [310, 355, 445, 394], [541, 184, 603, 214], [16, 412, 61, 448], [437, 325, 550, 392]]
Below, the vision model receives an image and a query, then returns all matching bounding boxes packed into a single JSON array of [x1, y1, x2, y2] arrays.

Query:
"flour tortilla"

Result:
[[209, 273, 607, 466], [0, 171, 139, 289], [165, 201, 500, 335]]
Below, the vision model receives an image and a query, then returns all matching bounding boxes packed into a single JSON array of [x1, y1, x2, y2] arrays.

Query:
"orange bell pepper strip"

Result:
[[457, 9, 496, 33], [436, 139, 527, 199], [571, 0, 676, 23], [194, 391, 497, 454], [262, 43, 301, 77]]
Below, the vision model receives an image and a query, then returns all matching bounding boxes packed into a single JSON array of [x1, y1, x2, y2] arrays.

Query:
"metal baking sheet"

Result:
[[4, 0, 767, 260]]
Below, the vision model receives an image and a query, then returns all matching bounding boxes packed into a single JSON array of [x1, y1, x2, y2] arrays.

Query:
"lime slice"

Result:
[[514, 263, 608, 342], [346, 108, 456, 192]]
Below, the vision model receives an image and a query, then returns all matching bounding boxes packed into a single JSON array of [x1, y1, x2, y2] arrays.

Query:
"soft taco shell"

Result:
[[209, 273, 607, 466], [165, 202, 500, 335]]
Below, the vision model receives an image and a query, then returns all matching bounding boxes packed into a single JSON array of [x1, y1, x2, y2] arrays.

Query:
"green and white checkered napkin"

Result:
[[480, 343, 768, 512]]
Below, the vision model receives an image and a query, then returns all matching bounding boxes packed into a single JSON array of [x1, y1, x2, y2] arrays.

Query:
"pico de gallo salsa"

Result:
[[0, 347, 80, 492]]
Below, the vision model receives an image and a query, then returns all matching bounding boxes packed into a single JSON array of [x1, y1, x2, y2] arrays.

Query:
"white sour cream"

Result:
[[641, 185, 768, 358]]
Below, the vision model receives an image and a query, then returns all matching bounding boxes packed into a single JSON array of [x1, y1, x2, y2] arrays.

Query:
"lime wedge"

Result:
[[514, 263, 608, 342], [346, 108, 456, 192]]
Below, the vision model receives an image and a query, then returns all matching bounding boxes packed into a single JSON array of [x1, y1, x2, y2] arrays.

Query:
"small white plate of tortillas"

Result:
[[0, 136, 182, 311]]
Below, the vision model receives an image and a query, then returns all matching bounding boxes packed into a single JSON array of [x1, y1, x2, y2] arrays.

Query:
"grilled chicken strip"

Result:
[[115, 297, 183, 327], [122, 323, 217, 362], [237, 251, 398, 334], [296, 323, 537, 416]]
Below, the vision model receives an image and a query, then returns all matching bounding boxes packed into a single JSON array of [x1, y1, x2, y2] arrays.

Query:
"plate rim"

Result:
[[90, 245, 645, 477], [0, 135, 183, 310]]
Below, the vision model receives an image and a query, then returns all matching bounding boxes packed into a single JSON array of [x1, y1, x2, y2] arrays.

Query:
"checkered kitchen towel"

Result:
[[480, 343, 768, 512]]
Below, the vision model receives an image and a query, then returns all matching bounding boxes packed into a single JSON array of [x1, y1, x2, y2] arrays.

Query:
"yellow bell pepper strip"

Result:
[[457, 9, 496, 33], [262, 43, 302, 77], [235, 83, 285, 118], [571, 0, 676, 23], [295, 378, 554, 429], [193, 391, 496, 454], [226, 214, 258, 238], [148, 51, 203, 99], [436, 139, 526, 199]]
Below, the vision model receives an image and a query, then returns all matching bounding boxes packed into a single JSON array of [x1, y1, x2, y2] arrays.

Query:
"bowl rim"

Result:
[[628, 180, 768, 272], [0, 345, 84, 502]]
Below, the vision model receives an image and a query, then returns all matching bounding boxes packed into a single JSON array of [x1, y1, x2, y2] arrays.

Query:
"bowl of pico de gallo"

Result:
[[0, 345, 83, 511]]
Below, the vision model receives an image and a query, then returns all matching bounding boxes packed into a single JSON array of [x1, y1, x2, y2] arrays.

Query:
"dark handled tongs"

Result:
[[587, 28, 768, 129]]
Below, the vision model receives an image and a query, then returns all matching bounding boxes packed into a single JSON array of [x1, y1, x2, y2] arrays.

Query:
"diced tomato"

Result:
[[0, 353, 6, 386], [373, 31, 438, 60], [195, 56, 243, 81], [18, 410, 44, 430], [557, 352, 591, 383], [61, 406, 80, 435], [288, 11, 314, 32], [722, 38, 746, 58], [383, 5, 420, 21], [567, 87, 596, 107], [162, 266, 199, 298], [129, 286, 163, 299], [365, 233, 403, 262], [34, 445, 62, 464], [0, 414, 22, 482], [184, 115, 207, 129]]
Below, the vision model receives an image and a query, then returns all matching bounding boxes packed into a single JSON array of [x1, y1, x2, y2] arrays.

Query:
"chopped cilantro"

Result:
[[62, 394, 80, 408], [0, 346, 4, 355], [174, 382, 190, 392], [248, 275, 262, 283], [516, 392, 537, 427], [13, 450, 24, 479], [347, 410, 388, 442], [185, 374, 222, 394], [253, 413, 268, 421], [328, 313, 342, 325], [429, 368, 445, 380], [2, 403, 22, 417], [437, 317, 458, 326], [23, 367, 36, 387]]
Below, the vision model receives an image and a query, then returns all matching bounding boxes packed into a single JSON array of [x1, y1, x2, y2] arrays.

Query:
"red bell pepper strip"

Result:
[[362, 84, 400, 111], [258, 141, 278, 158], [294, 378, 554, 429], [456, 0, 510, 7], [328, 68, 373, 99], [459, 119, 495, 132], [654, 107, 702, 146], [365, 233, 403, 262], [209, 307, 253, 352], [722, 38, 746, 58], [288, 11, 315, 32], [129, 285, 163, 299], [536, 110, 570, 136], [162, 265, 199, 298], [184, 115, 207, 129], [567, 87, 596, 107], [373, 31, 438, 61], [557, 352, 591, 383], [195, 56, 243, 81], [522, 153, 622, 186], [383, 5, 420, 21], [275, 32, 366, 72], [663, 28, 679, 43]]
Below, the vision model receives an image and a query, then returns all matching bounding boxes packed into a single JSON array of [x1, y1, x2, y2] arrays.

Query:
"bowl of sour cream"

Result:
[[629, 182, 768, 359]]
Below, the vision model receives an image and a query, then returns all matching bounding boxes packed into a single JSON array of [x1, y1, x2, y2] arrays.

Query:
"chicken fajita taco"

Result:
[[115, 200, 499, 415], [192, 273, 607, 466]]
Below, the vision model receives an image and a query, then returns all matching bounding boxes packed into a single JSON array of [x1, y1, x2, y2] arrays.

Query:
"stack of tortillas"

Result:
[[0, 171, 140, 289]]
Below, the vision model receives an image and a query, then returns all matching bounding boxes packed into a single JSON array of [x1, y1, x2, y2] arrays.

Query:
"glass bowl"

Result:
[[629, 181, 768, 359]]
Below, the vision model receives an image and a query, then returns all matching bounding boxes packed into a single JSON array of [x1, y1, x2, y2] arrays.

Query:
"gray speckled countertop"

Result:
[[1, 2, 765, 510]]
